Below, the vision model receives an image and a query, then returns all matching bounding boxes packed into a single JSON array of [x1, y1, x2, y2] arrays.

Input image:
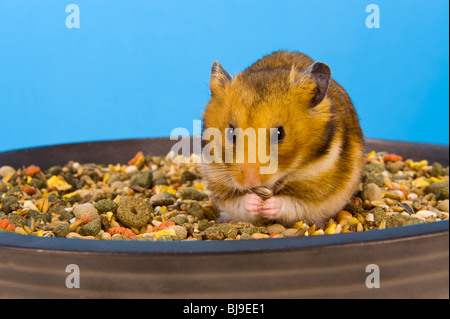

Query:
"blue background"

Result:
[[0, 0, 448, 152]]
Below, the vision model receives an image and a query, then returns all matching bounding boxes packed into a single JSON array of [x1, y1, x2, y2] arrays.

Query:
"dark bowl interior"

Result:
[[0, 138, 448, 298]]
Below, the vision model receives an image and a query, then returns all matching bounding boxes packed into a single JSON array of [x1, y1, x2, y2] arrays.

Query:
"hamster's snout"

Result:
[[237, 163, 261, 188]]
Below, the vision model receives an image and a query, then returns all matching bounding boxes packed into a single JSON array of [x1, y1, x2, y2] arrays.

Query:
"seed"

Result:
[[269, 233, 283, 238], [293, 221, 303, 230], [378, 220, 386, 230], [69, 219, 84, 230], [357, 222, 364, 232], [23, 225, 33, 234], [251, 232, 269, 239], [324, 223, 337, 235], [42, 199, 49, 213], [250, 186, 273, 199], [101, 232, 112, 240], [66, 232, 83, 239], [105, 211, 113, 221], [365, 213, 375, 222], [415, 210, 437, 219], [384, 198, 398, 206], [355, 213, 366, 224], [325, 218, 335, 229], [384, 190, 404, 201], [307, 224, 316, 236], [339, 218, 349, 226], [399, 202, 415, 215], [294, 227, 307, 237], [335, 210, 352, 222], [2, 172, 15, 183], [15, 227, 28, 235]]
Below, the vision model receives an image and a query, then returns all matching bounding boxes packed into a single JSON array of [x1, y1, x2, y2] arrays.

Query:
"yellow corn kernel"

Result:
[[293, 221, 303, 230], [154, 228, 176, 238]]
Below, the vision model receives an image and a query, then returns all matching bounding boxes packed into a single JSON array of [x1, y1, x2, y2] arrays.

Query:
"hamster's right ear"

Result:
[[210, 61, 232, 96]]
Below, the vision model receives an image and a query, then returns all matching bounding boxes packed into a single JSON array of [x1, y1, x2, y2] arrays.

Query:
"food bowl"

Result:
[[0, 138, 448, 298]]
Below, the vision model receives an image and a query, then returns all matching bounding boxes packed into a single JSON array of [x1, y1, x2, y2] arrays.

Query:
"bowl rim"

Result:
[[0, 220, 447, 254]]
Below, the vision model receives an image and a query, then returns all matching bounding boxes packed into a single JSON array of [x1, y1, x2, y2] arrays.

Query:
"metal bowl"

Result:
[[0, 138, 448, 298]]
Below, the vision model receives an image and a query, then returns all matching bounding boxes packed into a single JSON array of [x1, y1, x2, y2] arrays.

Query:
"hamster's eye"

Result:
[[226, 125, 237, 144], [276, 126, 285, 143]]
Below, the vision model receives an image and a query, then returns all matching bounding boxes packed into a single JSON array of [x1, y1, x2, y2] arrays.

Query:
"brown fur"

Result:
[[202, 51, 364, 226]]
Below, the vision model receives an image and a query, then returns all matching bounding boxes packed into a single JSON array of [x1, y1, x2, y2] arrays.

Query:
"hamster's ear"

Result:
[[290, 62, 331, 108], [210, 61, 232, 96]]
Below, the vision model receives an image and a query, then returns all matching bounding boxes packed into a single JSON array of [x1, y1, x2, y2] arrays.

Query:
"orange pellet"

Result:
[[0, 219, 9, 229], [82, 216, 92, 224], [383, 154, 403, 162], [0, 219, 15, 231], [123, 229, 136, 238], [25, 166, 41, 176], [153, 221, 175, 232], [107, 227, 137, 238], [20, 186, 37, 195], [128, 151, 144, 165]]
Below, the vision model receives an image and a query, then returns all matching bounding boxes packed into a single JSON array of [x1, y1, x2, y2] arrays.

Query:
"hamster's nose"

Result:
[[239, 163, 261, 188]]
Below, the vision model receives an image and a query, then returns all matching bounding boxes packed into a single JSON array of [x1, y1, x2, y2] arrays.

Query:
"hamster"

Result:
[[201, 50, 364, 226]]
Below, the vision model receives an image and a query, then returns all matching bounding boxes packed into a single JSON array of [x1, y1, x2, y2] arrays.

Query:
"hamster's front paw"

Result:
[[243, 193, 264, 216], [262, 196, 282, 219]]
